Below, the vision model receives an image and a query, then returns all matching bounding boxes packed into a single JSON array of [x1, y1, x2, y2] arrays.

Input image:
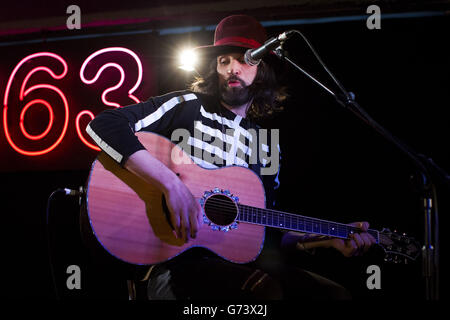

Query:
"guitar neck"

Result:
[[237, 204, 379, 242]]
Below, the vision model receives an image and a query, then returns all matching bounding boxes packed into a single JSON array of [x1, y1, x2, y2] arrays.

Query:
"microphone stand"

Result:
[[273, 33, 448, 300]]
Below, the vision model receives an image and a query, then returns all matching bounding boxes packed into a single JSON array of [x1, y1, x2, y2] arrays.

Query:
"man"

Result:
[[86, 14, 376, 299]]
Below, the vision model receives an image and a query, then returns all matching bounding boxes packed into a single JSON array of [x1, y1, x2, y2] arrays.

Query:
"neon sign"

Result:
[[2, 47, 144, 156], [20, 99, 54, 141], [75, 110, 99, 151], [80, 47, 142, 107], [3, 52, 69, 156]]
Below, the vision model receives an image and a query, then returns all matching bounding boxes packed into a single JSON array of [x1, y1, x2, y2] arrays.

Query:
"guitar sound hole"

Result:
[[204, 194, 238, 226]]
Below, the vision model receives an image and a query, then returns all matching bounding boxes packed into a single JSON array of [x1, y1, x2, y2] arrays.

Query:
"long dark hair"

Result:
[[190, 57, 287, 120]]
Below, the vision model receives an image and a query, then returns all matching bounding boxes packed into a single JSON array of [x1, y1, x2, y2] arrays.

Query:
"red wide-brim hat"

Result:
[[194, 15, 267, 59]]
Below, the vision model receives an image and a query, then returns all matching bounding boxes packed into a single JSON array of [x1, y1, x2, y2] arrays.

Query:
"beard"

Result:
[[219, 76, 253, 107]]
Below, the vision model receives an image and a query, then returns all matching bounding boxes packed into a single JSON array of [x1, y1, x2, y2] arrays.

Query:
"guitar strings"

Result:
[[204, 202, 354, 238], [201, 198, 379, 242], [203, 205, 378, 241], [205, 198, 413, 261], [203, 198, 367, 235], [201, 200, 411, 255], [204, 197, 358, 228], [204, 197, 349, 226]]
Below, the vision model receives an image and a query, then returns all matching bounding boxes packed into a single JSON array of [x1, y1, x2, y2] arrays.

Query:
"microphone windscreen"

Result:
[[244, 49, 261, 66]]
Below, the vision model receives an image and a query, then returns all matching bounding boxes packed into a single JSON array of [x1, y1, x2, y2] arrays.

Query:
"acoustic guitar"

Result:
[[85, 132, 420, 265]]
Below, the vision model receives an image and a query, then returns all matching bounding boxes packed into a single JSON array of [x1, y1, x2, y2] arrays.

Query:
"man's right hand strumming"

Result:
[[163, 177, 203, 242], [125, 149, 203, 243]]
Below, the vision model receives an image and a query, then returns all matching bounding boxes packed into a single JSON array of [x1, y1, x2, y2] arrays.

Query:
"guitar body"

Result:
[[86, 132, 266, 265]]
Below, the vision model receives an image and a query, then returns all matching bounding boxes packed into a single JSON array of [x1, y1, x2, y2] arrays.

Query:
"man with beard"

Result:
[[86, 14, 375, 300]]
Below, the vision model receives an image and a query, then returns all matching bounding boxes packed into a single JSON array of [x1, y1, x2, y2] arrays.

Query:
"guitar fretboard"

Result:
[[237, 204, 379, 242]]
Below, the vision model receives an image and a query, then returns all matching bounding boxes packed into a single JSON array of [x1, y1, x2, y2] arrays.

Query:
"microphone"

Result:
[[244, 30, 294, 66]]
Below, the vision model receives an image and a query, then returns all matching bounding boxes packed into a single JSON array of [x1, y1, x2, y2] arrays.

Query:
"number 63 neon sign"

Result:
[[2, 47, 143, 156]]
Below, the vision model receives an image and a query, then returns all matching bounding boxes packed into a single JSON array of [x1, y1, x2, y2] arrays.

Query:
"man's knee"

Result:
[[240, 269, 283, 300], [304, 270, 352, 300], [147, 265, 177, 300]]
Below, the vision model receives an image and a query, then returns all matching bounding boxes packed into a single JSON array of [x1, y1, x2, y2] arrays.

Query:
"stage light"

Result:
[[178, 48, 198, 71]]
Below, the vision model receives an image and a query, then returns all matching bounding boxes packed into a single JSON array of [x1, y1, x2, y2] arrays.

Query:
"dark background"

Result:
[[0, 1, 448, 300]]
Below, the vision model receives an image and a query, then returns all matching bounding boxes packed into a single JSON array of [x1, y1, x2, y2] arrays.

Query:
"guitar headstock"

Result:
[[377, 228, 421, 264]]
